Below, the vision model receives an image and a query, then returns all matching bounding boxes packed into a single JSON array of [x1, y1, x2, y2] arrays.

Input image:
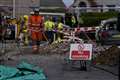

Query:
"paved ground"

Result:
[[0, 42, 118, 80], [1, 52, 118, 80]]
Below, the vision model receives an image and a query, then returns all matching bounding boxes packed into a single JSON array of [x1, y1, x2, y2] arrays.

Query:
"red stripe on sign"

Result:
[[72, 51, 79, 56], [71, 50, 90, 60]]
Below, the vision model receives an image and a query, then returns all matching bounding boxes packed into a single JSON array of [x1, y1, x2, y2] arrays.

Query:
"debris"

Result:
[[94, 45, 120, 66], [38, 41, 70, 55]]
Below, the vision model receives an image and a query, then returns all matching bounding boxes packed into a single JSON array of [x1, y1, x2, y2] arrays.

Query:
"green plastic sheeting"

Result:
[[0, 62, 47, 80], [0, 65, 19, 80], [17, 61, 44, 74], [7, 73, 46, 80]]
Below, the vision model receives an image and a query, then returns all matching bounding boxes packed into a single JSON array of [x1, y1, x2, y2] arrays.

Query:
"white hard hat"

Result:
[[30, 12, 34, 15], [34, 8, 39, 12]]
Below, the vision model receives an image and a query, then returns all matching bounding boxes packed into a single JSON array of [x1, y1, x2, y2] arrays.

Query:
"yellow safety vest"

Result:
[[44, 21, 55, 31], [23, 15, 29, 33], [58, 23, 63, 31], [23, 21, 28, 33], [17, 21, 21, 37]]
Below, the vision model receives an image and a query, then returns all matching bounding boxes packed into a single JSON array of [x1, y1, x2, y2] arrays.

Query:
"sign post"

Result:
[[66, 43, 93, 71]]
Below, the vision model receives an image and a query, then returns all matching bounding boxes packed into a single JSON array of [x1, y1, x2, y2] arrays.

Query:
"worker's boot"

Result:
[[36, 46, 40, 53], [32, 45, 38, 53], [24, 33, 29, 46], [24, 40, 29, 46]]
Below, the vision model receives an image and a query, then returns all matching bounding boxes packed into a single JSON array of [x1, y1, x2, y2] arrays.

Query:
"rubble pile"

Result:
[[95, 45, 120, 66], [39, 42, 70, 55]]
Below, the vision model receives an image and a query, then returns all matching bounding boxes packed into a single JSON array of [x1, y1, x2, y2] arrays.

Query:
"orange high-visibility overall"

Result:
[[29, 15, 43, 41], [29, 15, 43, 51]]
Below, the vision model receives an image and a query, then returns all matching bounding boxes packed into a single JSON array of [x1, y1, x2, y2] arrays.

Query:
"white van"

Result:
[[96, 18, 120, 45]]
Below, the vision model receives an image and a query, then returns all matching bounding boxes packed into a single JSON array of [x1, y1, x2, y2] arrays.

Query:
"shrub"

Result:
[[80, 11, 119, 26]]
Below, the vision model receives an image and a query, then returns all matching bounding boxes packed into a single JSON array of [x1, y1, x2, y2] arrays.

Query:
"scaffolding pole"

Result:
[[13, 0, 15, 17]]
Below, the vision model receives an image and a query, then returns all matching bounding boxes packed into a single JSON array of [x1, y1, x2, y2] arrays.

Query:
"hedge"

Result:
[[80, 11, 119, 27], [39, 8, 65, 13]]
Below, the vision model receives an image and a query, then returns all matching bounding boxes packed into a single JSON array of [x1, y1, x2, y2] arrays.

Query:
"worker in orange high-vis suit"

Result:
[[29, 9, 44, 53]]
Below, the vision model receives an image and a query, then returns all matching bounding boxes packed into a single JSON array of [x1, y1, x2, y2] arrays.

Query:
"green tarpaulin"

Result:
[[17, 61, 44, 74], [7, 73, 46, 80], [0, 62, 47, 80], [0, 65, 19, 80]]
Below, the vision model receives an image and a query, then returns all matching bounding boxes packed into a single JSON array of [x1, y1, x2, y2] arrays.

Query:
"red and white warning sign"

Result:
[[69, 44, 92, 60]]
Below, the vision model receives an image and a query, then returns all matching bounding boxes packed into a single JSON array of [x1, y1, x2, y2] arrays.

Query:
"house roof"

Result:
[[40, 0, 65, 8]]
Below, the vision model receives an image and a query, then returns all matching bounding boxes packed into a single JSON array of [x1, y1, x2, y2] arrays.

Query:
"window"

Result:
[[97, 5, 103, 12], [103, 21, 117, 30], [107, 5, 116, 11]]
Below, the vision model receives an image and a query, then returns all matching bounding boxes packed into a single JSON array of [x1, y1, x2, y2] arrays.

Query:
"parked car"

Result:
[[96, 18, 120, 45]]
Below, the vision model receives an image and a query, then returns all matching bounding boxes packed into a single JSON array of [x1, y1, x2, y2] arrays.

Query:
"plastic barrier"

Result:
[[0, 61, 47, 80]]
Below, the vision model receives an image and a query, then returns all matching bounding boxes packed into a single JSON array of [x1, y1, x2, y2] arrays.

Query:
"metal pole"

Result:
[[13, 0, 15, 17], [39, 0, 40, 8]]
